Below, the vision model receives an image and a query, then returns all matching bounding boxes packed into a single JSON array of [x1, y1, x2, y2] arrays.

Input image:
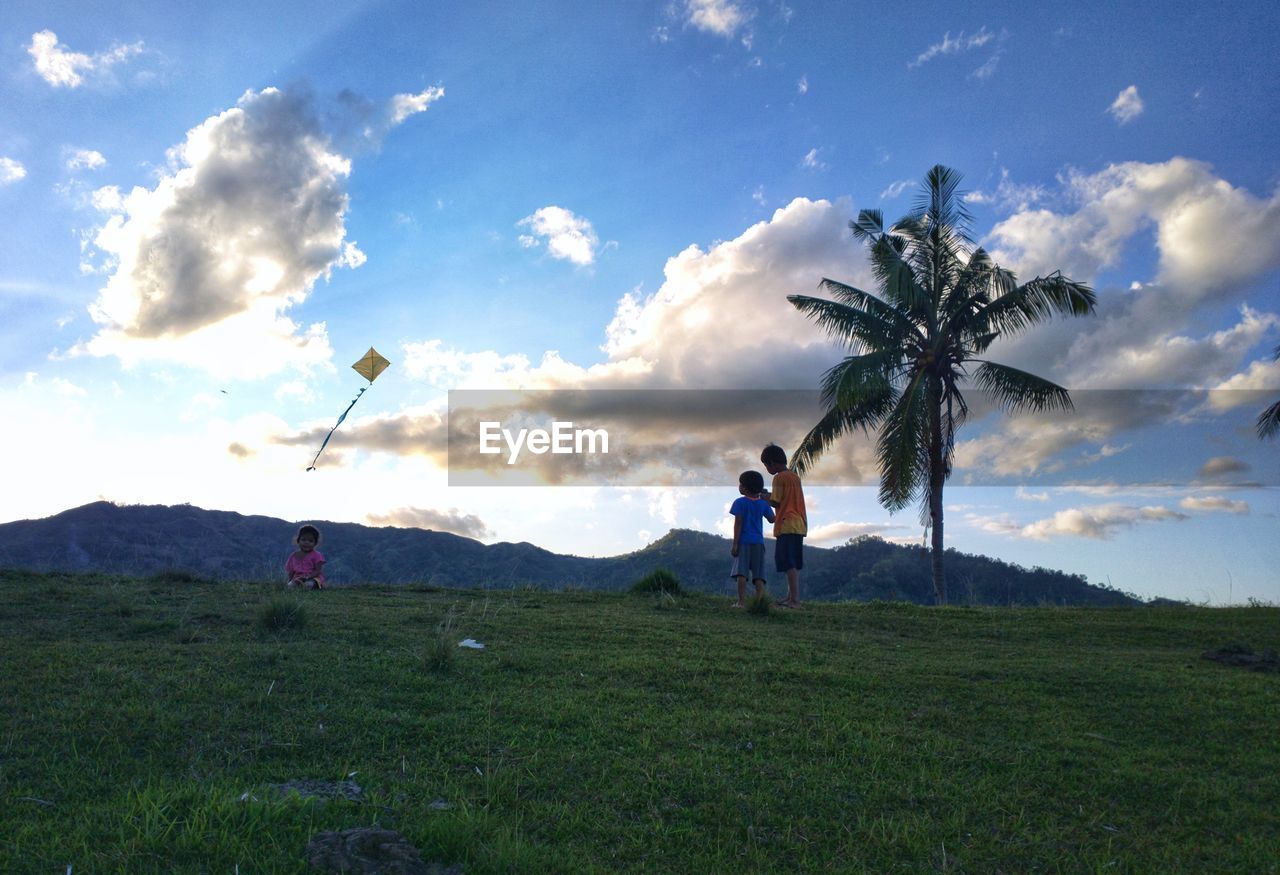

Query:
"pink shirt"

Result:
[[286, 549, 326, 581]]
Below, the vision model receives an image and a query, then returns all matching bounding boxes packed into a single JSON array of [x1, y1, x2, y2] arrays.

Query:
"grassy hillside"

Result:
[[1, 570, 1276, 873]]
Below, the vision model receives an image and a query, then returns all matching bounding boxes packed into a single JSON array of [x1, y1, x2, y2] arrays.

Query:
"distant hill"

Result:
[[0, 502, 1141, 605]]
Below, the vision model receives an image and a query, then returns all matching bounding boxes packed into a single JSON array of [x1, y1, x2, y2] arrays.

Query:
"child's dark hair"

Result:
[[760, 444, 788, 468], [739, 470, 765, 494], [296, 524, 321, 543]]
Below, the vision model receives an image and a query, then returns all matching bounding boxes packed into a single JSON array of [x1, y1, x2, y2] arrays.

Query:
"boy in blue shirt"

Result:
[[729, 470, 775, 607]]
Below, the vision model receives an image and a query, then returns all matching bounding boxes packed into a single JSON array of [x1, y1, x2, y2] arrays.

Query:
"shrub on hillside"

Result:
[[630, 567, 681, 595]]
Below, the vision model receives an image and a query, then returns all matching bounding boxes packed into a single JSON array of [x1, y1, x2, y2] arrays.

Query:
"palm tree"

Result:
[[1257, 345, 1280, 440], [787, 165, 1096, 604]]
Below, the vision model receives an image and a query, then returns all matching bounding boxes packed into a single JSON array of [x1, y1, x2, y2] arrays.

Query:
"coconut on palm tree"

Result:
[[788, 165, 1096, 604]]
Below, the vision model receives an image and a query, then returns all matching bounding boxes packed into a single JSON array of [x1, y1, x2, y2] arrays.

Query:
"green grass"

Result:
[[1, 570, 1277, 873]]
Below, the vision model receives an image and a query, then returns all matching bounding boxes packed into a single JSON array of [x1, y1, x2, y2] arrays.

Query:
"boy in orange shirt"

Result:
[[760, 443, 807, 608]]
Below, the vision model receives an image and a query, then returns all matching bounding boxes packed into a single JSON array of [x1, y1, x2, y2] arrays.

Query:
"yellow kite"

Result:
[[306, 347, 391, 471]]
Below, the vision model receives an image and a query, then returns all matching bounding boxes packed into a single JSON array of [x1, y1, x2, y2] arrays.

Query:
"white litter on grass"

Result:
[[458, 638, 485, 649]]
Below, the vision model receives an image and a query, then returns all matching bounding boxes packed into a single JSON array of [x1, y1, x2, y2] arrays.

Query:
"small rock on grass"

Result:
[[306, 827, 462, 874]]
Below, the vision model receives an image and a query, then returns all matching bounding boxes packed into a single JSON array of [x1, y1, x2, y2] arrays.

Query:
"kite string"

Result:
[[306, 386, 367, 471]]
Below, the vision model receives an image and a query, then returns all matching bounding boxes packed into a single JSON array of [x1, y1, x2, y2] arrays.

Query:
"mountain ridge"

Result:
[[0, 501, 1142, 605]]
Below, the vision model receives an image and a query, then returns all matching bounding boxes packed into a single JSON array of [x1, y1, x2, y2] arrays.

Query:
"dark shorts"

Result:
[[729, 543, 766, 581], [774, 534, 804, 572]]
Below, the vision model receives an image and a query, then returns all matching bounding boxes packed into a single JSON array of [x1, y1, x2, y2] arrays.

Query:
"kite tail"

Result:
[[306, 387, 367, 471]]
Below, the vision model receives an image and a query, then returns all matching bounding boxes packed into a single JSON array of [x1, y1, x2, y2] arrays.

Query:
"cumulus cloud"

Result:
[[989, 158, 1280, 296], [28, 29, 144, 88], [272, 198, 872, 479], [74, 87, 370, 377], [1108, 85, 1144, 124], [990, 158, 1280, 295], [66, 149, 107, 171], [797, 75, 808, 94], [1211, 354, 1280, 407], [0, 158, 26, 184], [365, 505, 492, 538], [685, 0, 752, 39], [1179, 495, 1249, 514], [985, 160, 1280, 399], [517, 206, 600, 266], [909, 27, 996, 68]]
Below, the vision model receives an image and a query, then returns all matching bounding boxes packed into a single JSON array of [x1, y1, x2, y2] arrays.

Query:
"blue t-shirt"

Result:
[[730, 496, 774, 545]]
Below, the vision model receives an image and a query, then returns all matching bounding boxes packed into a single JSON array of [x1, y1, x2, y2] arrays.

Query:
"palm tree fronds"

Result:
[[819, 350, 900, 408], [812, 279, 919, 337], [911, 164, 976, 247], [1260, 345, 1280, 440], [972, 272, 1096, 335], [1258, 401, 1280, 440], [786, 294, 903, 351], [850, 209, 885, 242], [791, 388, 897, 474], [876, 371, 932, 511], [973, 361, 1074, 413]]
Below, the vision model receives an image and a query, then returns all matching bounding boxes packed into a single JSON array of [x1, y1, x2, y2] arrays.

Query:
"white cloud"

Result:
[[1108, 85, 1144, 124], [90, 185, 124, 211], [797, 75, 808, 94], [1210, 352, 1280, 405], [971, 53, 1001, 80], [879, 180, 913, 200], [807, 520, 908, 547], [909, 27, 996, 68], [281, 198, 869, 481], [977, 503, 1189, 541], [365, 505, 491, 538], [685, 0, 752, 38], [989, 158, 1280, 299], [274, 381, 309, 402], [964, 168, 1045, 212], [0, 158, 26, 184], [74, 87, 365, 378], [1179, 495, 1249, 514], [1197, 456, 1250, 478], [649, 488, 681, 525], [516, 206, 600, 266], [28, 30, 143, 88], [800, 148, 827, 171], [66, 149, 107, 171], [389, 86, 445, 125], [1062, 306, 1280, 391]]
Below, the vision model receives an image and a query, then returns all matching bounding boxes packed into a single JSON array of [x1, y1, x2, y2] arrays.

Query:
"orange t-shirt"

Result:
[[769, 469, 807, 537]]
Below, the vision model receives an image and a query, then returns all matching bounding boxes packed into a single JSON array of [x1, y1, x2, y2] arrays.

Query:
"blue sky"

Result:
[[1, 0, 1277, 602]]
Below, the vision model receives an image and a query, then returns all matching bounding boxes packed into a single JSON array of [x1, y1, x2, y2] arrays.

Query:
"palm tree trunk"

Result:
[[928, 391, 947, 605]]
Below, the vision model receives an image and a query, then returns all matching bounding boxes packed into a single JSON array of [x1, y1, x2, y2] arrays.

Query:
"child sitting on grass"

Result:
[[729, 470, 775, 607], [285, 525, 326, 589]]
